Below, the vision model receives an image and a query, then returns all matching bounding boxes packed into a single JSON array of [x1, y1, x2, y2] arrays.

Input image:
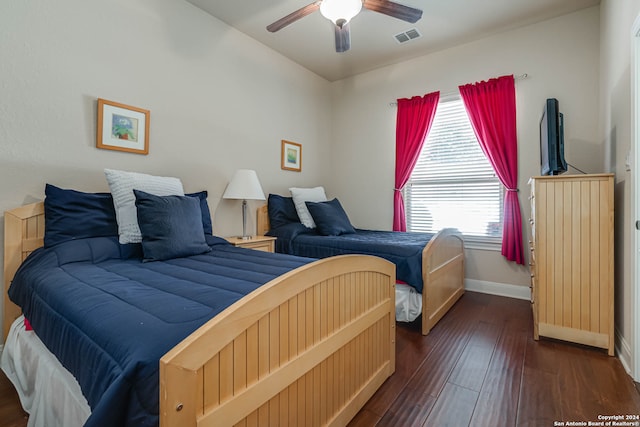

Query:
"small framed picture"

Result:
[[96, 98, 150, 155], [281, 140, 302, 172]]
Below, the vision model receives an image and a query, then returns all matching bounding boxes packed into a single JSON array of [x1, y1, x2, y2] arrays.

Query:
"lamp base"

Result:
[[238, 200, 253, 241]]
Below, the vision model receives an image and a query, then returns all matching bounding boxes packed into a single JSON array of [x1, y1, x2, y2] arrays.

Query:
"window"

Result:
[[404, 96, 503, 243]]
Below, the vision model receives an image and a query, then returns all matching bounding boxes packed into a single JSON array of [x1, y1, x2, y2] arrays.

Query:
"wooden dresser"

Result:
[[529, 173, 614, 355]]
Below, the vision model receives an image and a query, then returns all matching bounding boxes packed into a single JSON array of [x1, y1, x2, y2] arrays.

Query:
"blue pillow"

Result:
[[134, 190, 211, 262], [44, 184, 119, 247], [185, 191, 213, 235], [305, 198, 355, 236], [268, 194, 300, 230]]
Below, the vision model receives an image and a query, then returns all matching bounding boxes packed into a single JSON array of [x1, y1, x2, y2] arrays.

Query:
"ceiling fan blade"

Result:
[[335, 23, 351, 53], [363, 0, 423, 23], [266, 1, 321, 32]]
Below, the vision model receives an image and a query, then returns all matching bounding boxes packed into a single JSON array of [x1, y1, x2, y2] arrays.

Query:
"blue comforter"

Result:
[[268, 223, 434, 293], [8, 235, 311, 427]]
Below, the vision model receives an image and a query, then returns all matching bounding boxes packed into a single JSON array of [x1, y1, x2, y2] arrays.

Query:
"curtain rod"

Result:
[[388, 73, 529, 107]]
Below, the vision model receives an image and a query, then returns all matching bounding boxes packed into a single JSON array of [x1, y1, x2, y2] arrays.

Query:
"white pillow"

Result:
[[104, 169, 185, 243], [289, 186, 327, 228]]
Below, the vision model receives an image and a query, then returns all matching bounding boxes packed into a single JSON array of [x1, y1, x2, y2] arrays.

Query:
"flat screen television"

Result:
[[540, 98, 567, 175]]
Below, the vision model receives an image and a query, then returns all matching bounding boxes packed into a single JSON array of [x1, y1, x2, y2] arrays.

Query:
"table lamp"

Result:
[[222, 169, 266, 239]]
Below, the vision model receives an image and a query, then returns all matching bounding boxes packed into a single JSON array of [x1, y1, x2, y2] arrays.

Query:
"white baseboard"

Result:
[[464, 279, 531, 301], [615, 329, 633, 377]]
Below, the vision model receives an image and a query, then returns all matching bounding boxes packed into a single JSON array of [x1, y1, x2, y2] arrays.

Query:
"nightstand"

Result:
[[226, 235, 276, 253]]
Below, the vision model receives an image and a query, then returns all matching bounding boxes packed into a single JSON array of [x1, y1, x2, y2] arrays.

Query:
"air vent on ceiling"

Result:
[[394, 28, 421, 44]]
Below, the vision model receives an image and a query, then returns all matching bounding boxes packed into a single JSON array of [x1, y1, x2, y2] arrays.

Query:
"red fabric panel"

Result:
[[459, 75, 524, 264], [394, 92, 440, 232]]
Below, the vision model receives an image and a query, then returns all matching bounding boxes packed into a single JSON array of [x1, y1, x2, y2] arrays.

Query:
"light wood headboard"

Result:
[[256, 204, 270, 236], [3, 202, 45, 340]]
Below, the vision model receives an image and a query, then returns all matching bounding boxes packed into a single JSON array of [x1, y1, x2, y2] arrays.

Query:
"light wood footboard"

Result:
[[160, 255, 396, 427], [257, 205, 465, 336], [4, 202, 396, 427], [421, 228, 465, 335]]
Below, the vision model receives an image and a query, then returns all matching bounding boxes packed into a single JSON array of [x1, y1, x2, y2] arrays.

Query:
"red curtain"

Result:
[[459, 75, 524, 264], [394, 92, 440, 231]]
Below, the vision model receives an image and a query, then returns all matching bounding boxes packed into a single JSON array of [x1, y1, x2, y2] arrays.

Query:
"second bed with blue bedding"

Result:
[[268, 222, 433, 293], [260, 192, 465, 335]]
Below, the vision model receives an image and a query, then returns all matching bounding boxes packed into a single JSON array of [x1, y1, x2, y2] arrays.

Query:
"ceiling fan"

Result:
[[266, 0, 423, 53]]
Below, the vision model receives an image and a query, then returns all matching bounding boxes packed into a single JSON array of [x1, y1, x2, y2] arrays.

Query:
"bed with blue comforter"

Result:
[[8, 235, 310, 427], [258, 193, 465, 335], [268, 222, 433, 293], [3, 183, 396, 427]]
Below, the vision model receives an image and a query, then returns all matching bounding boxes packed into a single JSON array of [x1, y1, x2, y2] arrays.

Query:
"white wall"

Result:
[[599, 0, 640, 374], [328, 7, 601, 289], [0, 1, 611, 347], [0, 0, 332, 337]]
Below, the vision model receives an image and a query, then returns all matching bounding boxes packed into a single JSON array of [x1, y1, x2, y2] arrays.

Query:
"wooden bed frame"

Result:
[[257, 205, 465, 336], [3, 201, 397, 427]]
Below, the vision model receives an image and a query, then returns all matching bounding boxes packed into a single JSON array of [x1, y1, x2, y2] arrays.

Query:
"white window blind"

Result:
[[405, 96, 504, 241]]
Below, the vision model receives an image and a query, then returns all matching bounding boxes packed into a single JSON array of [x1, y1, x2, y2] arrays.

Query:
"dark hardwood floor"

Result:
[[0, 365, 27, 427], [1, 292, 638, 426], [349, 291, 640, 427]]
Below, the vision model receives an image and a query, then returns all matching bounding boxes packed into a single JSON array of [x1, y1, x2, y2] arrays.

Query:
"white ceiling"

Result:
[[185, 0, 600, 81]]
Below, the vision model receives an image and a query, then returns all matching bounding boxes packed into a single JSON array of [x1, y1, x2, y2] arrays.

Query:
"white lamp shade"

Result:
[[320, 0, 362, 25], [222, 169, 266, 201]]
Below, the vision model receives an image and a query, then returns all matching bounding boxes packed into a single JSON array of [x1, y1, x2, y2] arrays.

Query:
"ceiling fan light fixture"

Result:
[[320, 0, 362, 26]]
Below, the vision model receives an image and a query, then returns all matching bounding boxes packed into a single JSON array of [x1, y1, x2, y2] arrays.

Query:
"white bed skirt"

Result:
[[0, 316, 91, 427], [396, 282, 422, 322]]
